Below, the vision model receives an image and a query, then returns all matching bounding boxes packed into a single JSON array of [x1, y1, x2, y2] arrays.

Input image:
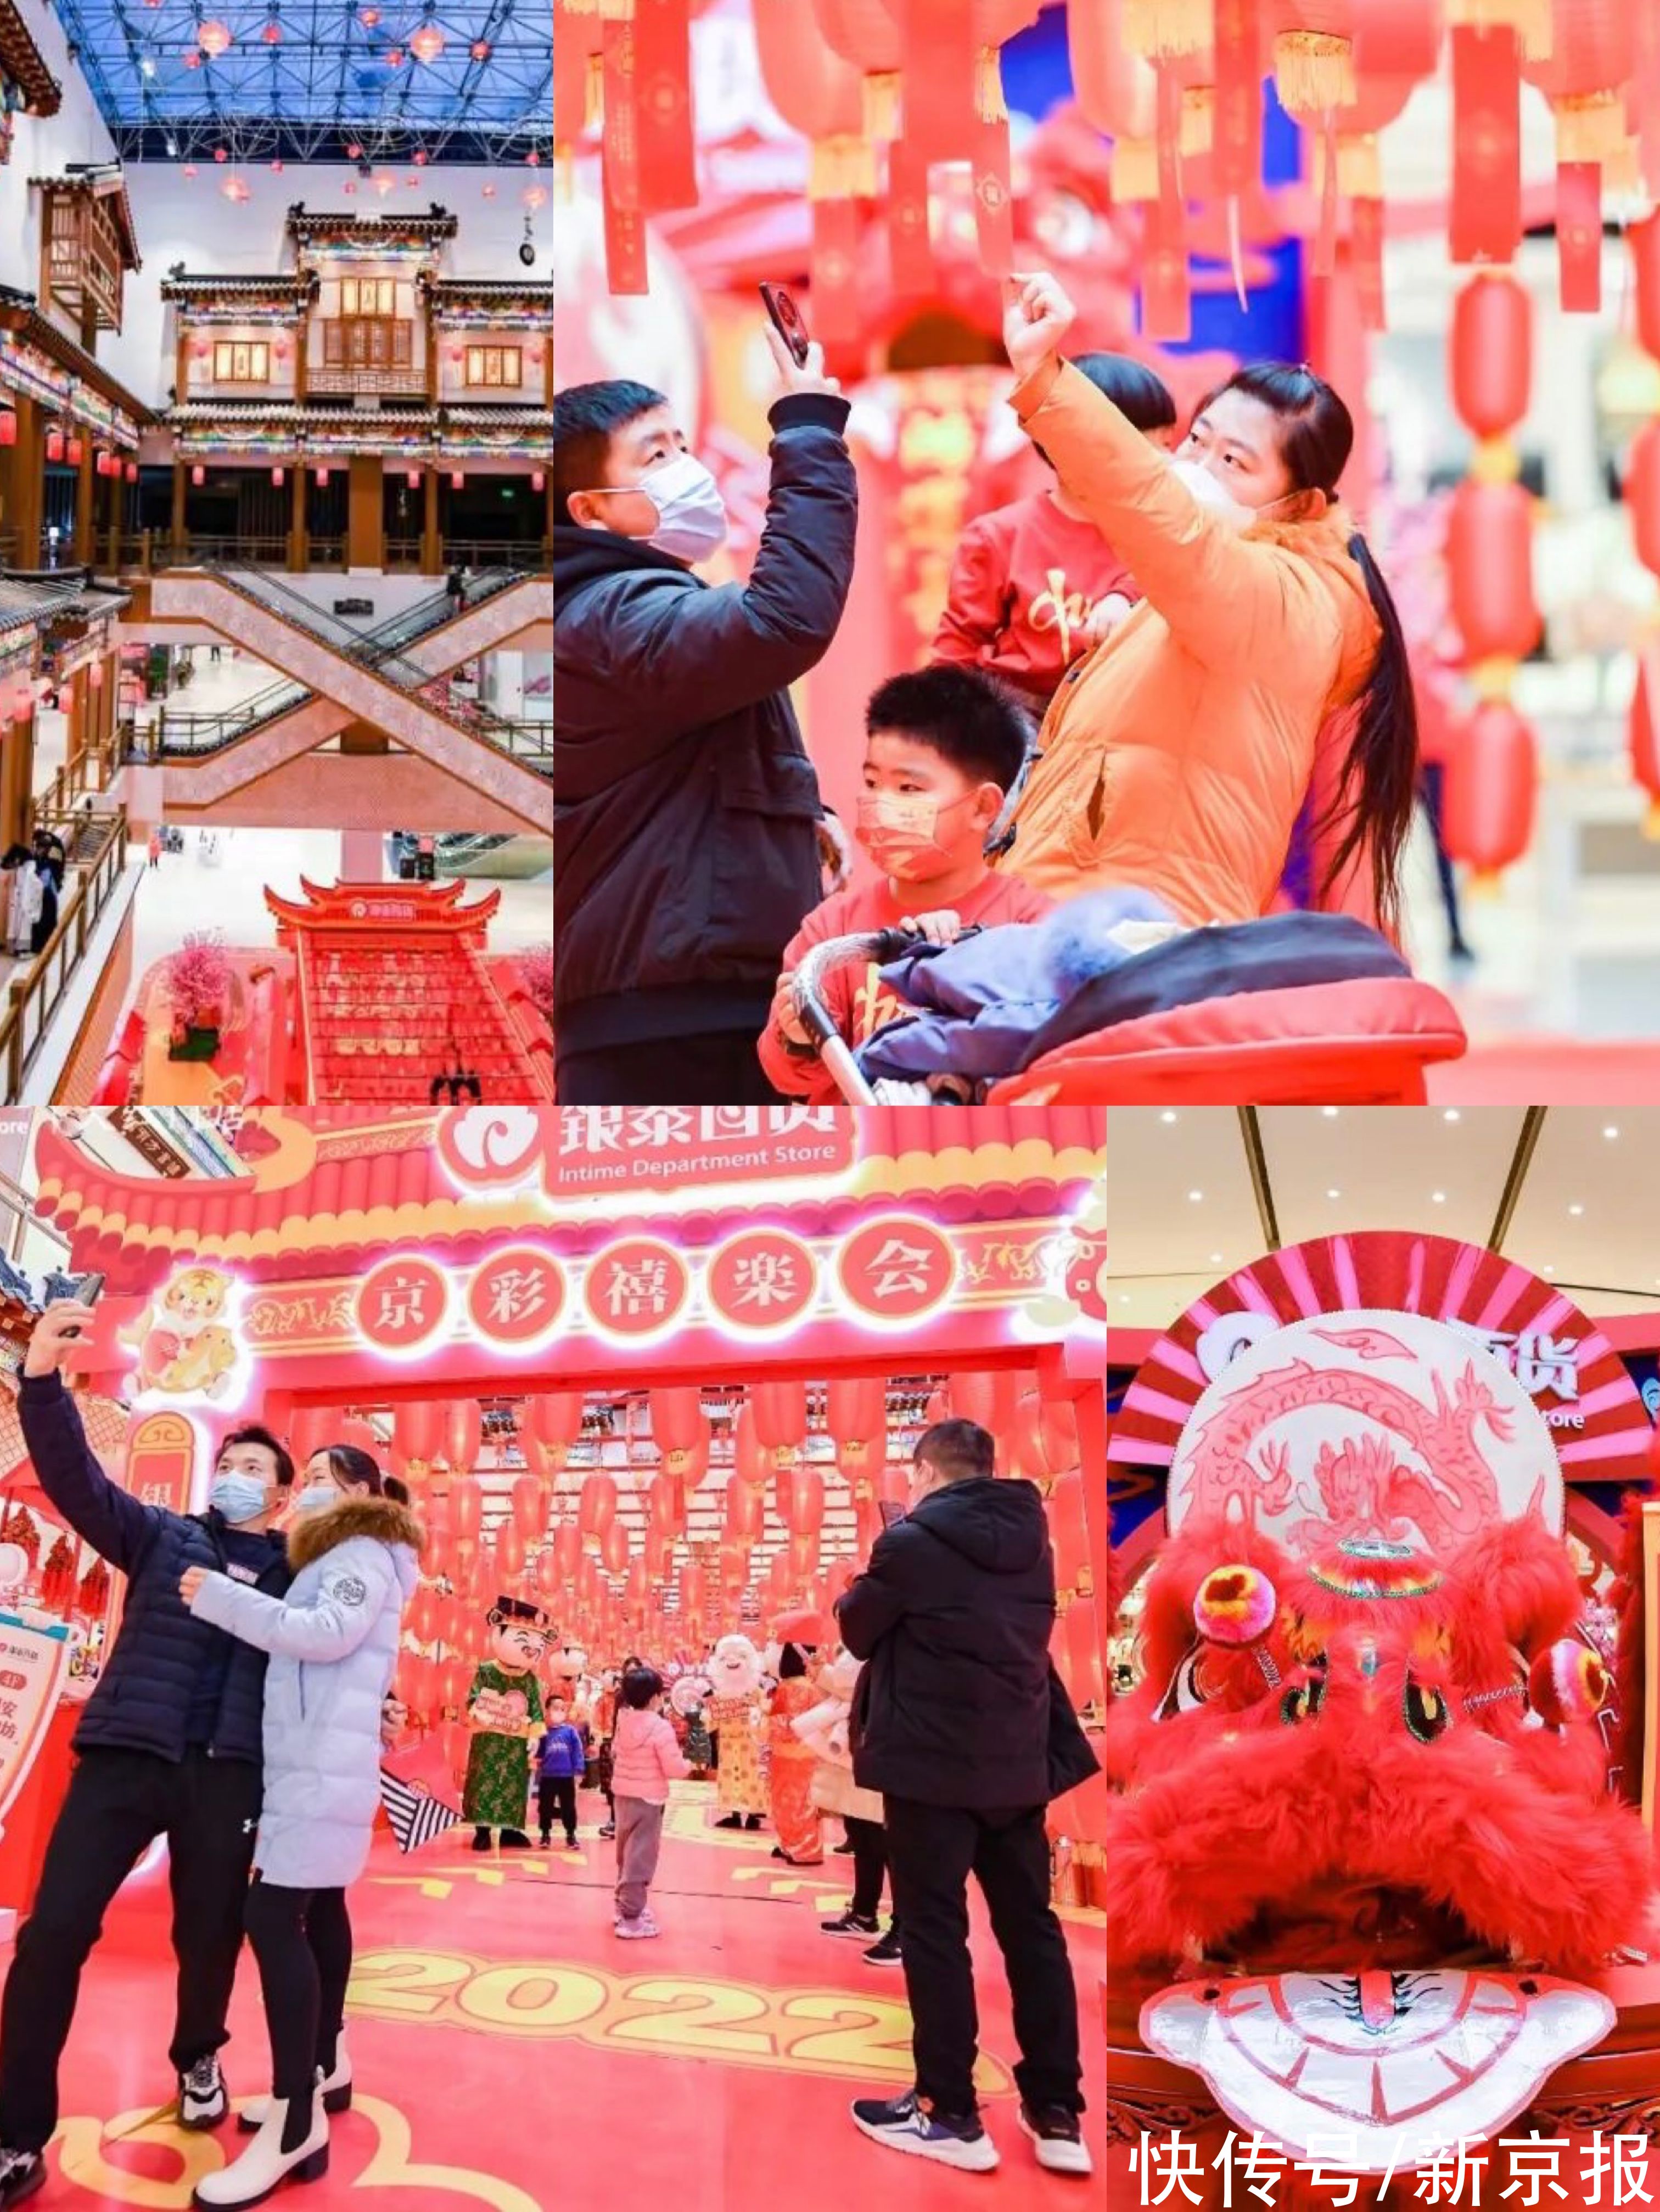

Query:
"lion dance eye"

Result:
[[1279, 1668, 1327, 1726], [1404, 1672, 1452, 1744]]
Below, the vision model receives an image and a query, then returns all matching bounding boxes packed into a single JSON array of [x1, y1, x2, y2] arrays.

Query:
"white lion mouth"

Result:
[[1141, 1969, 1615, 2172]]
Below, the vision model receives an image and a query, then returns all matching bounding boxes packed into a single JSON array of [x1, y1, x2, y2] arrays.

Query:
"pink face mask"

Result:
[[855, 791, 972, 880]]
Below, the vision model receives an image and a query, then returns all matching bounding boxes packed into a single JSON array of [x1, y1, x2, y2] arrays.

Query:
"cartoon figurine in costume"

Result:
[[463, 1595, 549, 1851], [122, 1266, 240, 1398], [708, 1633, 766, 1831], [670, 1669, 713, 1773], [767, 1609, 827, 1865]]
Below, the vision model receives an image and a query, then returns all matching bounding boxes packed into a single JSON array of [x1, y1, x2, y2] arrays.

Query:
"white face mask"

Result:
[[294, 1481, 341, 1515], [591, 452, 728, 564], [1168, 455, 1259, 532]]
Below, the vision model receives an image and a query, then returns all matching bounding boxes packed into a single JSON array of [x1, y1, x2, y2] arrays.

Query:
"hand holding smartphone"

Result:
[[878, 1499, 904, 1529], [759, 282, 811, 367], [59, 1275, 104, 1341]]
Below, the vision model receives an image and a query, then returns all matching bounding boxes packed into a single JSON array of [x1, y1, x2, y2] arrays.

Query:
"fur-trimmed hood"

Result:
[[287, 1492, 424, 1573], [1241, 502, 1380, 708]]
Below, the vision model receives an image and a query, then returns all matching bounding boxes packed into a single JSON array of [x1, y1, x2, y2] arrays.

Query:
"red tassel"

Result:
[[1556, 161, 1602, 314], [632, 0, 697, 214], [1449, 25, 1522, 267], [894, 0, 976, 162]]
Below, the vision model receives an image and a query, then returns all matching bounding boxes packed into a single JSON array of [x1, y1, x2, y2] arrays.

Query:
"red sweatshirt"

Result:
[[758, 870, 1055, 1104], [932, 489, 1140, 704]]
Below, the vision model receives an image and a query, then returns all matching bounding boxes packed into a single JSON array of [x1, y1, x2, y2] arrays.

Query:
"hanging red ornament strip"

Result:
[[887, 134, 934, 295], [600, 19, 648, 293], [1351, 193, 1385, 329], [1212, 0, 1261, 195], [812, 198, 864, 346], [631, 0, 697, 213], [1449, 25, 1522, 266], [1555, 160, 1602, 312], [1141, 61, 1190, 340], [894, 0, 977, 162], [971, 112, 1016, 275]]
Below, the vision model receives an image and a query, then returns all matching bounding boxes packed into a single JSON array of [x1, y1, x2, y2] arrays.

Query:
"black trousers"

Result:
[[244, 1879, 354, 2148], [883, 1796, 1083, 2123], [845, 1815, 898, 1927], [556, 1031, 785, 1107], [538, 1775, 577, 1841], [0, 1745, 262, 2151]]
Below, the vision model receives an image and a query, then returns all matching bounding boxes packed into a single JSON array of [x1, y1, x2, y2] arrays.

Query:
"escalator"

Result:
[[144, 566, 553, 833]]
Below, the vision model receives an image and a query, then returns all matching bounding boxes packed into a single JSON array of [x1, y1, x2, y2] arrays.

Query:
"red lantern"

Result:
[[536, 1549, 561, 1599], [724, 1477, 762, 1544], [450, 470, 464, 491], [125, 462, 137, 484], [445, 1400, 483, 1473], [66, 436, 82, 467], [777, 1462, 825, 1537], [810, 0, 902, 135], [1443, 699, 1538, 881], [788, 1529, 821, 1586], [648, 1472, 686, 1542], [439, 1655, 472, 1711], [1628, 422, 1660, 580], [579, 1473, 617, 1547], [733, 1400, 768, 1489], [409, 1585, 441, 1647], [679, 1561, 706, 1627], [498, 1524, 526, 1580], [531, 469, 545, 492], [394, 1400, 445, 1467], [553, 1522, 582, 1581], [601, 1518, 630, 1576], [0, 409, 15, 449], [452, 1479, 483, 1542], [1446, 481, 1543, 667], [271, 465, 285, 486], [719, 1540, 749, 1593], [191, 464, 205, 487], [511, 1475, 544, 1543], [752, 1380, 807, 1452], [406, 468, 420, 489], [1448, 276, 1533, 440], [315, 465, 329, 486], [525, 1391, 585, 1466], [947, 1370, 1024, 1436], [46, 430, 63, 462]]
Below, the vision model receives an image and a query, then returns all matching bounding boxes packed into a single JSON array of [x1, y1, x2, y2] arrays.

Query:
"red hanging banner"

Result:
[[1142, 200, 1192, 344], [812, 198, 865, 347], [1449, 25, 1522, 267], [1212, 0, 1263, 197], [972, 113, 1016, 277], [888, 135, 935, 297], [631, 0, 698, 214], [1556, 161, 1603, 314], [601, 21, 649, 294], [895, 0, 977, 161], [1352, 195, 1386, 330]]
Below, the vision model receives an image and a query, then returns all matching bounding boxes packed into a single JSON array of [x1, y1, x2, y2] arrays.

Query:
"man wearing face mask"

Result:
[[553, 330, 859, 1107], [0, 1305, 300, 2206]]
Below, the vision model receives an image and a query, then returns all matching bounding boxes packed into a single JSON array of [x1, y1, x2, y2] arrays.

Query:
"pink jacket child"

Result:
[[610, 1681, 692, 1940]]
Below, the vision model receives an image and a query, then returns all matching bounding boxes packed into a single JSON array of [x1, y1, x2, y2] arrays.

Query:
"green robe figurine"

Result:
[[463, 1596, 551, 1848]]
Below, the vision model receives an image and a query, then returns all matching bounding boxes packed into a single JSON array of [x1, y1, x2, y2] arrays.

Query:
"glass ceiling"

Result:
[[46, 0, 552, 166]]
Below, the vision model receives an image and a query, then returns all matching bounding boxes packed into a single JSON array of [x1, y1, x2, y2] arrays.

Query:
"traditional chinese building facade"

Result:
[[159, 204, 551, 572]]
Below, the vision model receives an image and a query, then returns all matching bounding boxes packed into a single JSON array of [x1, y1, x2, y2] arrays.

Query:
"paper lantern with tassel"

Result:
[[751, 1380, 808, 1453], [1267, 0, 1356, 119], [511, 1475, 546, 1544], [579, 1473, 617, 1549], [733, 1400, 769, 1490], [1323, 0, 1440, 323], [650, 1385, 708, 1489], [409, 1585, 442, 1648], [648, 1471, 686, 1542], [498, 1524, 527, 1582], [1449, 274, 1532, 442], [1521, 0, 1633, 308], [553, 1522, 582, 1581], [752, 0, 873, 345], [1446, 480, 1543, 668], [810, 0, 902, 139], [394, 1400, 445, 1469], [827, 1376, 887, 1492], [778, 1463, 826, 1537], [452, 1479, 482, 1542], [1120, 0, 1214, 61], [725, 1476, 762, 1545], [1443, 699, 1538, 885], [525, 1391, 586, 1469], [444, 1399, 483, 1474], [1067, 0, 1158, 203], [601, 1518, 630, 1577]]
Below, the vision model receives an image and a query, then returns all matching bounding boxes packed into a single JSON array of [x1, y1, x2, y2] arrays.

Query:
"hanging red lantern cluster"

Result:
[[1442, 272, 1540, 884]]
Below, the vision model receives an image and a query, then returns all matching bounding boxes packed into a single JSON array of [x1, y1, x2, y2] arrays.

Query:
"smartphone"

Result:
[[759, 282, 811, 368], [878, 1500, 904, 1529], [60, 1272, 104, 1341]]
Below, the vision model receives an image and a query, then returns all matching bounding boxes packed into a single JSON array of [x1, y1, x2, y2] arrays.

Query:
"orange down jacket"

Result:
[[996, 357, 1383, 927]]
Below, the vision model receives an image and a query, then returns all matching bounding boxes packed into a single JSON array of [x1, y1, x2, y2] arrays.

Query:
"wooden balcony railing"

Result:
[[0, 804, 131, 1103]]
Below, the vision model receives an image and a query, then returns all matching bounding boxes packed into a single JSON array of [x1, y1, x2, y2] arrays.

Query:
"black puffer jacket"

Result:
[[553, 391, 858, 1058], [19, 1372, 289, 1764], [838, 1476, 1056, 1811]]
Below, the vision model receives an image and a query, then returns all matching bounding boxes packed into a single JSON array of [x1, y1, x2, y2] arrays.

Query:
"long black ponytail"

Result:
[[1210, 364, 1420, 935]]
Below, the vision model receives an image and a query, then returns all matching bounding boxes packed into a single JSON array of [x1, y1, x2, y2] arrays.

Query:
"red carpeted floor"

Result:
[[36, 1782, 1105, 2210]]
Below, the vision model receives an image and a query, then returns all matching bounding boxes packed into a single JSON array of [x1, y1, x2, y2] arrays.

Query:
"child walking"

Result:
[[536, 1697, 586, 1849], [610, 1666, 691, 1939]]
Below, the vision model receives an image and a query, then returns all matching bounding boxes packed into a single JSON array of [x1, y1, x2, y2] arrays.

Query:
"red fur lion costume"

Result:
[[1106, 1512, 1655, 1978]]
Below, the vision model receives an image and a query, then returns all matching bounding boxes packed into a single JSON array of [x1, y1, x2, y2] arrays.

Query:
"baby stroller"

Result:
[[789, 918, 1467, 1107]]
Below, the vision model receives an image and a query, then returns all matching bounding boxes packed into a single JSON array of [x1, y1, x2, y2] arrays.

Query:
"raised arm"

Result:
[[1002, 277, 1343, 676], [19, 1317, 160, 1574], [835, 1523, 920, 1658], [188, 1538, 396, 1663]]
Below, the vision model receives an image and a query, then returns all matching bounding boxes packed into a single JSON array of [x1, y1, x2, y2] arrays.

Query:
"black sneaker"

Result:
[[863, 1928, 904, 1965], [499, 1829, 532, 1851], [178, 2055, 229, 2130], [822, 1911, 879, 1939], [0, 2149, 42, 2207], [1018, 2104, 1092, 2176], [850, 2091, 997, 2171], [565, 1835, 580, 1850], [539, 1833, 552, 1849], [470, 1827, 492, 1852], [832, 1839, 856, 1855]]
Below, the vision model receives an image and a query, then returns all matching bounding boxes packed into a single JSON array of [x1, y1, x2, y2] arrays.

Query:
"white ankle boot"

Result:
[[193, 2093, 327, 2207], [237, 2040, 351, 2134]]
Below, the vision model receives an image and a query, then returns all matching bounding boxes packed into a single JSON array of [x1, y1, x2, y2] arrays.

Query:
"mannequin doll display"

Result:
[[708, 1633, 767, 1831], [766, 1609, 828, 1865], [462, 1596, 550, 1852]]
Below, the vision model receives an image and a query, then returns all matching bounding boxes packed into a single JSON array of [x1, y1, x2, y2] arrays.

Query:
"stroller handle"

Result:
[[789, 929, 915, 1108]]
